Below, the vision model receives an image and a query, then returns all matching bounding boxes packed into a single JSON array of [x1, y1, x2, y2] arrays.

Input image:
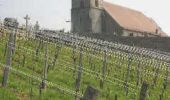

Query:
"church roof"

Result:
[[103, 2, 166, 36], [160, 31, 167, 37]]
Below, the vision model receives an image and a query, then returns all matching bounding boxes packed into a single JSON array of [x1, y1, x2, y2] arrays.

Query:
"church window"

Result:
[[129, 33, 133, 36], [95, 0, 99, 7]]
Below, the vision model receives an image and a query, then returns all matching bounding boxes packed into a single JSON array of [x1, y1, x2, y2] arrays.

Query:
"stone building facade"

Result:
[[71, 0, 167, 37]]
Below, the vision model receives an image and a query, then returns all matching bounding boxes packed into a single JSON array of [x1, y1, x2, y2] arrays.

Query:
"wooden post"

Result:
[[136, 55, 142, 87], [13, 29, 17, 53], [89, 48, 95, 69], [3, 42, 7, 57], [100, 48, 107, 89], [139, 82, 149, 100], [51, 43, 62, 69], [152, 61, 160, 87], [2, 18, 18, 87], [41, 42, 48, 89], [29, 50, 36, 99], [72, 44, 77, 77], [89, 48, 92, 69], [35, 38, 42, 56], [115, 94, 118, 100], [81, 86, 99, 100], [160, 63, 169, 100], [75, 46, 83, 100], [124, 53, 132, 95]]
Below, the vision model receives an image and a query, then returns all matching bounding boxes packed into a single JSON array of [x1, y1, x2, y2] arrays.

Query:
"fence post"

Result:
[[72, 44, 77, 77], [3, 42, 7, 57], [152, 61, 160, 87], [75, 46, 83, 100], [89, 48, 95, 69], [115, 94, 118, 100], [139, 81, 149, 100], [136, 55, 142, 87], [41, 42, 48, 89], [35, 37, 43, 56], [81, 86, 99, 100], [124, 53, 132, 95], [51, 43, 62, 69], [160, 63, 169, 100], [100, 47, 107, 89], [2, 18, 18, 87]]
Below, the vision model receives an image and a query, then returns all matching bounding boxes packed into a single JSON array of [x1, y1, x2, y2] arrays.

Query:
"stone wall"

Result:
[[81, 33, 170, 53], [71, 0, 103, 33], [71, 8, 103, 33], [90, 8, 103, 33], [102, 11, 123, 35]]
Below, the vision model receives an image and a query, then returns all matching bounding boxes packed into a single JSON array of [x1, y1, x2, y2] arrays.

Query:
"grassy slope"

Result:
[[0, 32, 170, 100]]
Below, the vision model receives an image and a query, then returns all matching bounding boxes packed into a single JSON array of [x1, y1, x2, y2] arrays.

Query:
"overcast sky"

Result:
[[0, 0, 170, 35]]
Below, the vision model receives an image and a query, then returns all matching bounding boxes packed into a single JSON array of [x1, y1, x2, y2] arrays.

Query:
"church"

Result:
[[71, 0, 167, 37]]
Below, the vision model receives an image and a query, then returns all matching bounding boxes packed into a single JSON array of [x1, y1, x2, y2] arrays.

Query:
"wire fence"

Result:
[[0, 23, 170, 100]]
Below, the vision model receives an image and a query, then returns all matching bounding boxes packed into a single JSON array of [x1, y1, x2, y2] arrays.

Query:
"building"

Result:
[[71, 0, 167, 37]]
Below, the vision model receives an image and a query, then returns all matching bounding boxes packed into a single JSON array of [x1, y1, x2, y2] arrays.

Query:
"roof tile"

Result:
[[103, 2, 164, 35]]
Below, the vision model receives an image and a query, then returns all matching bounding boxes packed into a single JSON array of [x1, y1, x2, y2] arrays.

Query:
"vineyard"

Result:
[[0, 24, 170, 100]]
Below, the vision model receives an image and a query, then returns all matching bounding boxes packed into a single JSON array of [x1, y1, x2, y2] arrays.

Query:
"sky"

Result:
[[0, 0, 170, 35]]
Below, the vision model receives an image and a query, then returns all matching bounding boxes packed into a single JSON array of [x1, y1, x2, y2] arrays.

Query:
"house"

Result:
[[71, 0, 167, 37]]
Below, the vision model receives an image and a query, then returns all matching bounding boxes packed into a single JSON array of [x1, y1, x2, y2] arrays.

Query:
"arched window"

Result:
[[95, 0, 99, 7]]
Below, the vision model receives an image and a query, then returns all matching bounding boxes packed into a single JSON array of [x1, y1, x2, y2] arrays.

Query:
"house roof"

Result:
[[160, 31, 167, 37], [103, 2, 166, 36]]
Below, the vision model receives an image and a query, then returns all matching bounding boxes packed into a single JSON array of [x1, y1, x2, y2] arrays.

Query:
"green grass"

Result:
[[0, 32, 170, 100]]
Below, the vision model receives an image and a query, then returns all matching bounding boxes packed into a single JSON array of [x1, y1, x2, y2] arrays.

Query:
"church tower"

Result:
[[71, 0, 103, 33]]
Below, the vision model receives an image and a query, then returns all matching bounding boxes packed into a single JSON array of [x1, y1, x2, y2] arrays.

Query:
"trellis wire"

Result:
[[2, 25, 170, 62], [1, 25, 170, 99], [0, 62, 83, 98], [0, 37, 169, 73], [0, 39, 169, 87]]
